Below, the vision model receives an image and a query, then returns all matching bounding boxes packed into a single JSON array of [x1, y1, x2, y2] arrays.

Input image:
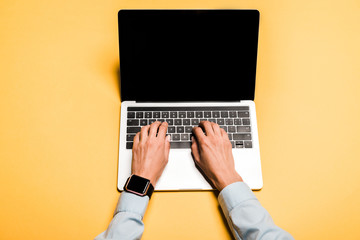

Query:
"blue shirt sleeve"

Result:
[[218, 181, 294, 240], [95, 182, 294, 240], [94, 191, 149, 240]]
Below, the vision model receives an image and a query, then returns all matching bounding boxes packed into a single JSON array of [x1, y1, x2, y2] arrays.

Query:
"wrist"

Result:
[[214, 172, 243, 191]]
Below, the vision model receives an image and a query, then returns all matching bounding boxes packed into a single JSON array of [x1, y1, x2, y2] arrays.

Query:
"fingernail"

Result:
[[166, 135, 171, 142]]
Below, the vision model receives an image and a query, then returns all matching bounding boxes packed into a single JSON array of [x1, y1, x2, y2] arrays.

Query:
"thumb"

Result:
[[191, 136, 201, 163], [164, 135, 171, 158]]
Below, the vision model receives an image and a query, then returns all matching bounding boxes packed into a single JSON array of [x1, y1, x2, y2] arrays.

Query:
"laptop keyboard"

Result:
[[125, 106, 252, 149]]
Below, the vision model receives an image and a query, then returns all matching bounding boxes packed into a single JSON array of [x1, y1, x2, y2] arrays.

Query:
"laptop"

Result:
[[117, 9, 263, 190]]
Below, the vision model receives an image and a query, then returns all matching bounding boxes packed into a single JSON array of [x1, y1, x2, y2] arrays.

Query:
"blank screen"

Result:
[[118, 10, 259, 102]]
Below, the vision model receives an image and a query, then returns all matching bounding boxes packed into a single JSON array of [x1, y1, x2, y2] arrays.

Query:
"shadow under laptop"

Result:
[[115, 65, 121, 99]]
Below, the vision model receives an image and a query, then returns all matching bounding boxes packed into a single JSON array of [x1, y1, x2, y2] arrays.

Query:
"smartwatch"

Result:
[[124, 174, 154, 199]]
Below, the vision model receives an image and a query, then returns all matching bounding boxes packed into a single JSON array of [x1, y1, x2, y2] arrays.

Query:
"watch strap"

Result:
[[146, 182, 154, 199]]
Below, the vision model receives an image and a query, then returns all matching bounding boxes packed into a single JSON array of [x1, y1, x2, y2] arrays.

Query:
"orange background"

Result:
[[1, 0, 360, 239]]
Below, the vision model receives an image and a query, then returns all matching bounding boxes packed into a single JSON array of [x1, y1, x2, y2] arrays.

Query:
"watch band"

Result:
[[146, 182, 154, 199]]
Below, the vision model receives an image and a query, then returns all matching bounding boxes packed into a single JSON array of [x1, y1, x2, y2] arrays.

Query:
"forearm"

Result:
[[218, 182, 294, 240], [95, 192, 149, 240]]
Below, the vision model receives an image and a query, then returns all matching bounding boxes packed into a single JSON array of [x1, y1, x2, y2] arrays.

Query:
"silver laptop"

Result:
[[117, 10, 263, 191]]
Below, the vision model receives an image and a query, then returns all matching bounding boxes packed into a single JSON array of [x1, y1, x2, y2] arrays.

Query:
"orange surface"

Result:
[[1, 0, 360, 239]]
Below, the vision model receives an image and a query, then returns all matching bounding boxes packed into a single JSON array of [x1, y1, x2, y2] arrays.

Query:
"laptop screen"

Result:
[[118, 10, 259, 102]]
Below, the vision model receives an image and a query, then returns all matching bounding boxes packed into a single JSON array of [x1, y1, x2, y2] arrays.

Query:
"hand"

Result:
[[191, 121, 243, 191], [131, 121, 171, 187]]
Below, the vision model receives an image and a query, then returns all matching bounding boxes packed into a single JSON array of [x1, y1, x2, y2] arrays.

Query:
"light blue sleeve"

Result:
[[218, 182, 294, 240], [94, 192, 149, 240]]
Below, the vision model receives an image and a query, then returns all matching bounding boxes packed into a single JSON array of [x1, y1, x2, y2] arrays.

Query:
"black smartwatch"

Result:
[[124, 174, 154, 199]]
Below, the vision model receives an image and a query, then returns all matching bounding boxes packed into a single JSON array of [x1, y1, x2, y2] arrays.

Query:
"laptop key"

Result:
[[242, 118, 251, 125], [187, 111, 195, 118], [127, 127, 141, 133], [183, 119, 191, 125], [217, 119, 225, 125], [244, 141, 252, 148], [204, 111, 211, 118], [174, 119, 182, 125], [136, 112, 144, 118], [127, 134, 136, 141], [145, 112, 152, 118], [233, 133, 252, 140], [229, 111, 237, 118], [220, 126, 227, 132], [162, 112, 169, 118], [153, 112, 160, 118], [238, 111, 250, 117], [140, 119, 148, 126], [228, 126, 236, 133], [221, 112, 229, 118], [191, 119, 200, 126], [168, 126, 176, 133], [212, 111, 220, 118], [126, 142, 133, 149], [127, 112, 135, 118], [181, 134, 190, 141], [127, 119, 139, 126], [170, 112, 178, 118], [185, 126, 193, 133], [235, 141, 244, 148], [237, 126, 251, 132], [225, 119, 233, 125], [234, 119, 242, 125], [195, 111, 203, 118], [177, 126, 185, 133], [179, 112, 186, 118], [172, 134, 180, 141]]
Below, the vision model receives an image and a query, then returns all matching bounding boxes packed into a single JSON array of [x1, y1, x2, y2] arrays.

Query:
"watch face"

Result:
[[126, 175, 150, 194]]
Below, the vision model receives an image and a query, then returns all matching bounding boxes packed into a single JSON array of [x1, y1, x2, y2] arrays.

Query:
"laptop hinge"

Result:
[[135, 100, 243, 103]]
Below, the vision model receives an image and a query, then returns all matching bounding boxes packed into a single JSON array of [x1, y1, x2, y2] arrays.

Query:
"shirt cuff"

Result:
[[114, 191, 149, 219], [218, 181, 257, 216]]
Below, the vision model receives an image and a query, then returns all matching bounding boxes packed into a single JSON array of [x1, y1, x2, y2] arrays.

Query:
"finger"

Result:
[[220, 128, 229, 140], [211, 122, 222, 136], [220, 128, 231, 144], [157, 121, 168, 139], [140, 125, 150, 141], [164, 135, 171, 160], [133, 132, 140, 149], [192, 126, 206, 143], [149, 121, 161, 138], [199, 121, 214, 136], [191, 136, 201, 163]]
